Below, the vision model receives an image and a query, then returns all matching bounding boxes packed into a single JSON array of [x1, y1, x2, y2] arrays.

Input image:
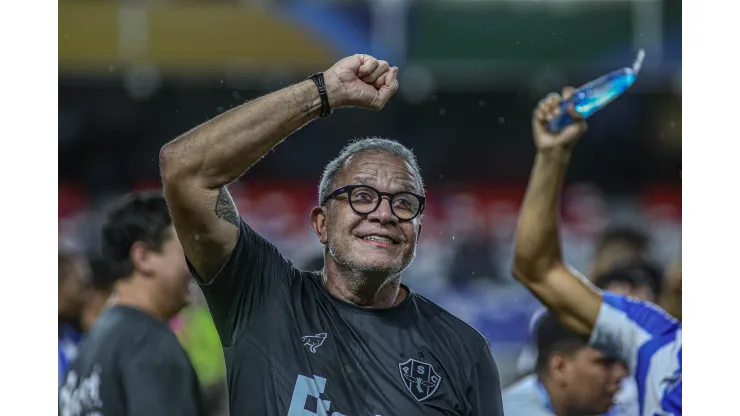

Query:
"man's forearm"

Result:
[[513, 148, 573, 279], [160, 80, 324, 188]]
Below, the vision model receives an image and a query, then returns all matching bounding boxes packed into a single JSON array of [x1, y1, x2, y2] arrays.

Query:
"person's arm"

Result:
[[159, 79, 321, 282], [512, 88, 602, 336], [159, 54, 399, 282], [466, 341, 504, 415]]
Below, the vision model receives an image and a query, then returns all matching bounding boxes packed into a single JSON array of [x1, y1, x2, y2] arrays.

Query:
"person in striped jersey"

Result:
[[512, 88, 681, 416]]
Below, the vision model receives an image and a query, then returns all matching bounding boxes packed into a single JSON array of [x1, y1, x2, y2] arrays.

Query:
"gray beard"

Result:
[[326, 238, 415, 282]]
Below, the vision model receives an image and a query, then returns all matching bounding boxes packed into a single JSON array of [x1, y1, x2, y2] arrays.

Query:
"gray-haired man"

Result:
[[159, 54, 504, 415]]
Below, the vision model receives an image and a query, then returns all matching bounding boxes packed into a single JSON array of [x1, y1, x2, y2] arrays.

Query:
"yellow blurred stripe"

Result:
[[59, 2, 335, 74], [148, 4, 334, 70], [59, 3, 120, 66]]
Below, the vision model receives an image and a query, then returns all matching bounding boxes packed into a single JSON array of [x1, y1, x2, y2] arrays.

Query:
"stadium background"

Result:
[[58, 0, 681, 414]]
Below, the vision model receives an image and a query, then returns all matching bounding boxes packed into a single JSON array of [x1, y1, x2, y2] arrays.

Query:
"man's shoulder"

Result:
[[502, 374, 538, 400], [85, 306, 177, 359], [411, 292, 489, 347]]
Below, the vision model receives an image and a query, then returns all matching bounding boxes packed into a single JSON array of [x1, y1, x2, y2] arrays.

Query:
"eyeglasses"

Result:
[[322, 185, 425, 221]]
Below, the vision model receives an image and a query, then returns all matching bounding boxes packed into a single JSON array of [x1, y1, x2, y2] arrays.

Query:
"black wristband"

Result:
[[307, 72, 332, 118]]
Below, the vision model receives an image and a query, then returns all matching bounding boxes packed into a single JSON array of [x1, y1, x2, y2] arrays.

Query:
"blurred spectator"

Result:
[[659, 258, 682, 321], [593, 261, 664, 304], [58, 251, 89, 322], [58, 250, 89, 386], [516, 258, 663, 385], [503, 313, 627, 416], [59, 192, 207, 415], [589, 226, 652, 279]]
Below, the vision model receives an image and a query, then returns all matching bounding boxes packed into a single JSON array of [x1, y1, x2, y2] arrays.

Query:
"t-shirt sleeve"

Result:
[[589, 292, 679, 372], [466, 340, 504, 416], [187, 218, 296, 345], [123, 343, 205, 416]]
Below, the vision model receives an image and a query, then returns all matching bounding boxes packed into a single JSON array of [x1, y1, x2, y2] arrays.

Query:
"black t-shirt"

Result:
[[58, 305, 207, 416], [190, 219, 504, 416]]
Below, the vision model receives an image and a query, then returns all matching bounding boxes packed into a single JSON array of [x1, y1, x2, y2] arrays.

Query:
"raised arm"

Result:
[[159, 55, 399, 282], [512, 88, 602, 335]]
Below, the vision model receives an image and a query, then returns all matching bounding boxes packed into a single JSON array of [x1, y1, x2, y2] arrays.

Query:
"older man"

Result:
[[160, 54, 503, 416]]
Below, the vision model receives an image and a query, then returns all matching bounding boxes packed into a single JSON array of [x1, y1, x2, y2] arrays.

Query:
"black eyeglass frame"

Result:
[[321, 184, 426, 221]]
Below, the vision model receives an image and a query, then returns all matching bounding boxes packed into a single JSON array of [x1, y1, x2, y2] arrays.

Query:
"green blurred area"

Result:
[[410, 2, 633, 62], [174, 306, 226, 387]]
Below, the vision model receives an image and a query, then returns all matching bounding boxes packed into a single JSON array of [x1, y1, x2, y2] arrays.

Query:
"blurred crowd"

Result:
[[59, 247, 230, 415], [59, 190, 681, 415]]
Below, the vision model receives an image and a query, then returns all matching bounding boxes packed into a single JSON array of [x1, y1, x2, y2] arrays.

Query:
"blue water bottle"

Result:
[[548, 49, 645, 132]]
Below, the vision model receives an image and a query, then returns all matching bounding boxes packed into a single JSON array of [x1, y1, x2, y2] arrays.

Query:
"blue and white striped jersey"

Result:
[[590, 292, 682, 416]]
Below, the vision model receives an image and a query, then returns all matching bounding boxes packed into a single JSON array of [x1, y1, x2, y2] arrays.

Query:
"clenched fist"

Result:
[[323, 54, 399, 111]]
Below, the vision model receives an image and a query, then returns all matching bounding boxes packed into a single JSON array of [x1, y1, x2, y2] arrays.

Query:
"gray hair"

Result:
[[318, 137, 424, 205]]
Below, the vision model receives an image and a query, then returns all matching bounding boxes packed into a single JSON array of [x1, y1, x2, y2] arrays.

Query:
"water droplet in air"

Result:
[[478, 101, 485, 108], [438, 108, 446, 116], [217, 106, 225, 113], [498, 117, 506, 124]]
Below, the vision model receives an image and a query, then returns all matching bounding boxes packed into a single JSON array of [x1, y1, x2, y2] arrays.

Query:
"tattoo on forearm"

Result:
[[214, 187, 240, 227]]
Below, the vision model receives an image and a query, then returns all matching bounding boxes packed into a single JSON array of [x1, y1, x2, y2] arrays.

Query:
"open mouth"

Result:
[[359, 235, 399, 245]]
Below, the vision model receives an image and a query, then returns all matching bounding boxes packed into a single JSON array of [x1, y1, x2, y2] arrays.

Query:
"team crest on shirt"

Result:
[[398, 358, 442, 401]]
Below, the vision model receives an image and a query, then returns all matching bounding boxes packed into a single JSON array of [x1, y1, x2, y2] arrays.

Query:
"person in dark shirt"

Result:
[[160, 54, 504, 415], [59, 192, 207, 416]]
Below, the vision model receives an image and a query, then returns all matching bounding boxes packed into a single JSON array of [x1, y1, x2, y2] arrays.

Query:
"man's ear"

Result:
[[311, 206, 329, 244], [129, 241, 155, 277], [548, 352, 574, 387]]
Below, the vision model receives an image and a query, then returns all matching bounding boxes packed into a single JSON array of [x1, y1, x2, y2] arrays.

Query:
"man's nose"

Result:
[[366, 197, 398, 224]]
